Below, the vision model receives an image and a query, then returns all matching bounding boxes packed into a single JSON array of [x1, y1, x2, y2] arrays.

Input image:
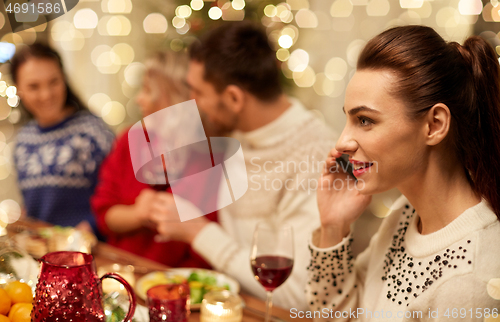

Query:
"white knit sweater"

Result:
[[192, 99, 337, 310], [306, 195, 500, 321]]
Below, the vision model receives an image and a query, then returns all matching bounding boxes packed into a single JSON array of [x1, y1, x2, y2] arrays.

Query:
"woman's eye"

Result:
[[51, 78, 63, 86], [357, 116, 373, 127]]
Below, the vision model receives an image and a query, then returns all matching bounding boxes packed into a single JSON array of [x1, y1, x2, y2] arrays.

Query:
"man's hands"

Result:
[[139, 191, 209, 244]]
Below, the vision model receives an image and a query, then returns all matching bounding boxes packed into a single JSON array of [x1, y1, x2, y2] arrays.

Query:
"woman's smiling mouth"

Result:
[[350, 159, 374, 177]]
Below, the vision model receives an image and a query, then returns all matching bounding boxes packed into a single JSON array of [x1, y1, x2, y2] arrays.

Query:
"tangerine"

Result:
[[0, 289, 11, 315], [7, 303, 21, 320], [4, 282, 31, 305], [8, 303, 31, 322]]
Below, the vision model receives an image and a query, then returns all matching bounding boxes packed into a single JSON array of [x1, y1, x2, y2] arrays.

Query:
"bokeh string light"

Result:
[[0, 0, 497, 218], [37, 0, 486, 118], [141, 0, 493, 97], [0, 0, 492, 129]]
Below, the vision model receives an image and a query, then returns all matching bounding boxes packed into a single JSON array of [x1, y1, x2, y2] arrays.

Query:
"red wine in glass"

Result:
[[250, 222, 294, 322], [149, 184, 170, 192], [251, 255, 294, 292]]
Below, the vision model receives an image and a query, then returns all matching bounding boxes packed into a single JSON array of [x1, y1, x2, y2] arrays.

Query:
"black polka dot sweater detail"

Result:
[[306, 195, 500, 321], [307, 236, 355, 307]]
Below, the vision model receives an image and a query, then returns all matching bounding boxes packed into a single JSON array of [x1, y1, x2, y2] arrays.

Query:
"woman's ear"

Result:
[[222, 85, 245, 114], [424, 103, 451, 146]]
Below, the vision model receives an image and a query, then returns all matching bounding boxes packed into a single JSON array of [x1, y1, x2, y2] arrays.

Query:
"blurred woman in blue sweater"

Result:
[[10, 43, 114, 237]]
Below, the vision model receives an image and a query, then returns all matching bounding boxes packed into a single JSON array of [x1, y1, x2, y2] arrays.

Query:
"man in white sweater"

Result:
[[153, 21, 336, 310]]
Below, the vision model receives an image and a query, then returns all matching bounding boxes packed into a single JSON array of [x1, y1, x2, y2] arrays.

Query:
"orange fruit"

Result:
[[0, 289, 11, 315], [8, 303, 31, 322], [4, 282, 31, 304], [7, 303, 21, 320], [0, 314, 10, 322]]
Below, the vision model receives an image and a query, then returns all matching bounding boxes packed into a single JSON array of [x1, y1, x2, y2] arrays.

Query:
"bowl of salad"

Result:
[[135, 268, 240, 309]]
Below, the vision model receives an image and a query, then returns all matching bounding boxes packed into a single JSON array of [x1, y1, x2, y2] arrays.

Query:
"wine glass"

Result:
[[250, 222, 294, 322]]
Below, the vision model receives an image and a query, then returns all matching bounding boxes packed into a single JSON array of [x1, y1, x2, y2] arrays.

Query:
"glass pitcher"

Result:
[[32, 251, 136, 322]]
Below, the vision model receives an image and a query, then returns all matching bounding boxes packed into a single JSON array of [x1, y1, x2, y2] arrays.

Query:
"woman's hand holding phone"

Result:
[[317, 148, 372, 248]]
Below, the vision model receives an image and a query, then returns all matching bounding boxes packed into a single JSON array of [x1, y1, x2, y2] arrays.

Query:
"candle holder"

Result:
[[200, 290, 243, 322], [146, 284, 190, 322], [147, 284, 190, 322]]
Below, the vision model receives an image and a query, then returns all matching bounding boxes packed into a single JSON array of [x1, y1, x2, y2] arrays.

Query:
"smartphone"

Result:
[[335, 154, 357, 180]]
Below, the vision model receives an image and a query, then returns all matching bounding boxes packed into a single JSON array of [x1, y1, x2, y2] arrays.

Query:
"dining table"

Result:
[[5, 219, 313, 322]]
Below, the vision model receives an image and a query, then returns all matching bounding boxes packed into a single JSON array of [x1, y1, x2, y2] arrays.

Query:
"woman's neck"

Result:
[[399, 153, 481, 235], [36, 106, 76, 128]]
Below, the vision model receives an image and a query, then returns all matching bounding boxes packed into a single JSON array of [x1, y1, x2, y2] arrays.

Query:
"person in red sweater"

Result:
[[91, 51, 216, 268]]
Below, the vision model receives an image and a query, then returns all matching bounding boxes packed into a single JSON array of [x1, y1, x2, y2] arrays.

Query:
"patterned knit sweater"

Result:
[[306, 195, 500, 321], [14, 111, 114, 232]]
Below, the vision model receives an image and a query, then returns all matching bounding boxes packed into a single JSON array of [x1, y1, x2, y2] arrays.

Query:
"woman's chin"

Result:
[[354, 179, 385, 195]]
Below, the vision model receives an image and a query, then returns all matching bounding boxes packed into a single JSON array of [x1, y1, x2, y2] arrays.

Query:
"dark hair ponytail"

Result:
[[357, 25, 500, 219], [10, 42, 87, 113], [449, 37, 500, 219]]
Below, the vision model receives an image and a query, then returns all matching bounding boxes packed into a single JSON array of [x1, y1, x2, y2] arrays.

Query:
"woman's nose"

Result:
[[40, 88, 52, 101], [335, 127, 358, 156]]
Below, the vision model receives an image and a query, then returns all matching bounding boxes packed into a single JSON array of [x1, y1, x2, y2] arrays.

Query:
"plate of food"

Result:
[[13, 225, 97, 258], [135, 268, 240, 309]]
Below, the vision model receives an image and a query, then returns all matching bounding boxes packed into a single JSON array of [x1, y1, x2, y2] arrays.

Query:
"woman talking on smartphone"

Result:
[[307, 25, 500, 320]]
